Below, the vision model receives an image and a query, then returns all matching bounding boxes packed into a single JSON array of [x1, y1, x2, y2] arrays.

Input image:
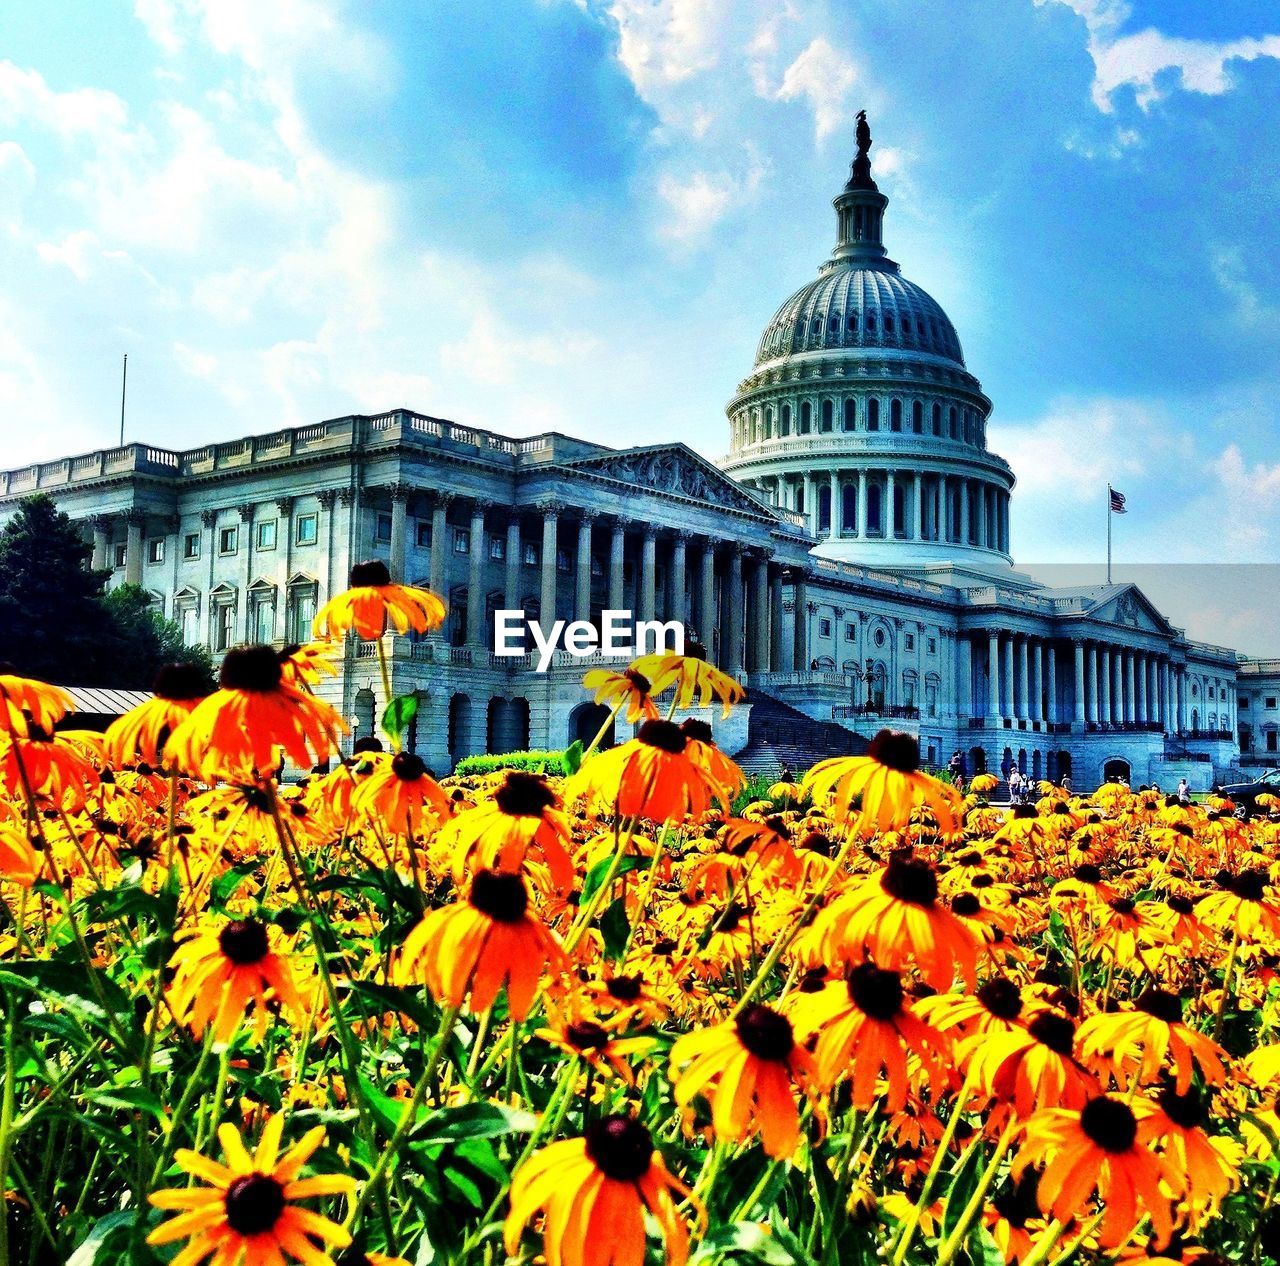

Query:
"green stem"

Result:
[[933, 1123, 1018, 1266], [1214, 921, 1243, 1042], [0, 997, 17, 1266]]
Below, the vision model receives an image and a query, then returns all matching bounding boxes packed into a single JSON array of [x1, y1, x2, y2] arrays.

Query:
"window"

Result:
[[523, 543, 538, 566], [912, 400, 923, 432], [453, 529, 470, 554], [845, 622, 856, 640], [376, 512, 393, 543], [1268, 731, 1278, 753], [928, 637, 937, 655], [591, 556, 603, 578], [867, 399, 879, 431], [1268, 697, 1278, 709], [800, 401, 811, 433], [780, 404, 791, 435], [873, 627, 886, 647], [416, 520, 432, 549], [255, 521, 277, 551], [178, 605, 199, 646], [821, 399, 833, 432], [114, 543, 127, 569], [890, 399, 902, 431], [1239, 696, 1249, 710], [931, 402, 942, 435], [183, 532, 200, 560], [251, 591, 276, 643], [287, 582, 318, 644], [843, 398, 856, 430], [819, 618, 832, 638], [295, 514, 318, 546], [214, 601, 236, 651], [147, 538, 164, 564], [489, 535, 505, 561], [904, 633, 915, 651], [557, 549, 571, 573], [218, 527, 238, 555]]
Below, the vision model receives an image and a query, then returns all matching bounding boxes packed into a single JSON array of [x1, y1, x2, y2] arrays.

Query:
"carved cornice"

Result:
[[317, 489, 339, 508], [200, 509, 218, 528], [275, 496, 295, 515]]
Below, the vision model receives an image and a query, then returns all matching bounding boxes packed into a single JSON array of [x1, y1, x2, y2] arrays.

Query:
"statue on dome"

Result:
[[848, 109, 878, 191]]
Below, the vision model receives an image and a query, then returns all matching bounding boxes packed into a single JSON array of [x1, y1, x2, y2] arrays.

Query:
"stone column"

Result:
[[885, 470, 897, 538], [988, 631, 1000, 719], [238, 505, 255, 639], [939, 476, 950, 542], [429, 494, 452, 599], [698, 540, 716, 657], [1137, 653, 1148, 724], [977, 485, 988, 548], [1112, 650, 1124, 725], [1125, 652, 1136, 725], [1179, 668, 1189, 731], [388, 484, 410, 582], [960, 480, 971, 545], [1074, 641, 1086, 724], [957, 635, 972, 718], [466, 500, 489, 648], [1046, 642, 1058, 724], [725, 546, 745, 677], [1032, 639, 1044, 722], [90, 514, 112, 570], [1101, 647, 1112, 723], [1017, 637, 1029, 720], [574, 511, 595, 624], [539, 502, 560, 626], [912, 472, 923, 540], [504, 514, 521, 612], [200, 510, 218, 644], [748, 554, 770, 673], [793, 570, 810, 672], [609, 519, 627, 612], [124, 510, 144, 585], [670, 530, 688, 626], [639, 526, 657, 624], [857, 470, 868, 537], [828, 471, 840, 540], [769, 567, 785, 672], [802, 473, 815, 533]]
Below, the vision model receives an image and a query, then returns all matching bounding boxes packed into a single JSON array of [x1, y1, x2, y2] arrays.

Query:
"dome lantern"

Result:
[[831, 111, 894, 269]]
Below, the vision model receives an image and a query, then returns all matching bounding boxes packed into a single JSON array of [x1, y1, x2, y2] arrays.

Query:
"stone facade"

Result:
[[0, 140, 1257, 788], [1237, 660, 1280, 774]]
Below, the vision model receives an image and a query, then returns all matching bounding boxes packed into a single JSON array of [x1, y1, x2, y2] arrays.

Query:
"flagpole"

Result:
[[1106, 483, 1112, 584]]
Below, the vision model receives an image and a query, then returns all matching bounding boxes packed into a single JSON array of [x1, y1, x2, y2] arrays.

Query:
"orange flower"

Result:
[[312, 560, 447, 641], [581, 666, 661, 724], [0, 672, 73, 737], [103, 662, 209, 767], [351, 751, 451, 834]]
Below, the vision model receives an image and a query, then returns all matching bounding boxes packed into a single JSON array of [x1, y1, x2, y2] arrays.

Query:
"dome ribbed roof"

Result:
[[754, 262, 964, 369]]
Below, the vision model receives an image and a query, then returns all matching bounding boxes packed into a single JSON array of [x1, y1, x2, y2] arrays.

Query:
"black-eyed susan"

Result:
[[680, 719, 747, 806], [1133, 1084, 1238, 1213], [147, 1112, 354, 1265], [168, 917, 305, 1043], [535, 1005, 657, 1084], [165, 645, 344, 781], [564, 720, 731, 821], [964, 1010, 1098, 1116], [103, 662, 209, 768], [0, 725, 99, 809], [1198, 869, 1280, 939], [351, 751, 451, 835], [504, 1115, 699, 1266], [312, 560, 446, 641], [396, 869, 564, 1020], [278, 641, 339, 689], [0, 670, 72, 737], [0, 821, 40, 886], [630, 653, 745, 718], [580, 666, 661, 724], [803, 730, 960, 833], [670, 1002, 818, 1158]]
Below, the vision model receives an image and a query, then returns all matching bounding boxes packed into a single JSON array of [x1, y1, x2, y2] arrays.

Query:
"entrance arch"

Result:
[[1103, 757, 1131, 784], [569, 701, 613, 749]]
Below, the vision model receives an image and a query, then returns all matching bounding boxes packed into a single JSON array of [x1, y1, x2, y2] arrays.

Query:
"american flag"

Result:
[[1109, 487, 1127, 514]]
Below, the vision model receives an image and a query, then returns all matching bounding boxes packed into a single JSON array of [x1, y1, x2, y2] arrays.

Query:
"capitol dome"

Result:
[[720, 115, 1015, 571]]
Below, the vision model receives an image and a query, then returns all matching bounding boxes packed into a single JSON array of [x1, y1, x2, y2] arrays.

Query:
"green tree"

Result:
[[0, 494, 111, 683], [99, 584, 215, 692]]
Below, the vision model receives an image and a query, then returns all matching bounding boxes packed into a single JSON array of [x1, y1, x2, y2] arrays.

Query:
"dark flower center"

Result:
[[391, 752, 427, 782], [1073, 863, 1102, 884], [224, 1173, 286, 1235], [867, 729, 919, 773], [219, 645, 283, 692], [584, 1115, 653, 1182], [624, 670, 651, 694], [1052, 802, 1070, 815], [993, 1169, 1040, 1229], [1166, 894, 1195, 915], [350, 560, 391, 587], [846, 961, 904, 1020], [1108, 897, 1136, 916], [152, 662, 209, 701], [950, 892, 981, 917], [468, 870, 528, 923], [681, 718, 714, 744], [243, 786, 274, 814], [977, 976, 1023, 1021], [880, 853, 938, 906], [1011, 804, 1037, 819], [494, 771, 557, 817], [713, 903, 746, 934], [734, 1004, 794, 1062], [637, 719, 686, 753], [1158, 1084, 1203, 1130], [1080, 1096, 1137, 1153], [1173, 822, 1194, 838], [1135, 988, 1182, 1024], [606, 975, 642, 1002], [566, 1021, 609, 1051], [1027, 1011, 1075, 1055], [1232, 870, 1268, 901], [218, 919, 269, 966]]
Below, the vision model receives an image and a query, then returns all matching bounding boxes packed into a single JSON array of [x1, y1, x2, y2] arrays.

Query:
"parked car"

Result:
[[1215, 766, 1280, 812]]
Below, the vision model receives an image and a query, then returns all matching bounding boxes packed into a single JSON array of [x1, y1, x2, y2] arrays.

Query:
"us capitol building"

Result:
[[3, 120, 1274, 788]]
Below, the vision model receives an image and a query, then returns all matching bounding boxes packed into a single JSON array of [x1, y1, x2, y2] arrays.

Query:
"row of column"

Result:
[[960, 631, 1193, 732], [767, 470, 1009, 552]]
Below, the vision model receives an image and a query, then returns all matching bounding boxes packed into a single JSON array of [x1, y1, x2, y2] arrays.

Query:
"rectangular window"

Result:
[[844, 622, 856, 640], [1240, 696, 1249, 709], [453, 529, 470, 554], [147, 538, 165, 564], [178, 606, 198, 646], [253, 597, 275, 643], [928, 637, 937, 655], [183, 532, 201, 560], [1269, 731, 1278, 753], [295, 514, 318, 546], [1267, 697, 1277, 710], [904, 633, 915, 651], [214, 603, 235, 651], [416, 520, 432, 549], [557, 548, 571, 573], [523, 543, 538, 567], [288, 587, 318, 643], [114, 543, 127, 569], [218, 527, 238, 555], [376, 512, 393, 543], [255, 521, 277, 551], [489, 535, 505, 561], [819, 618, 832, 638]]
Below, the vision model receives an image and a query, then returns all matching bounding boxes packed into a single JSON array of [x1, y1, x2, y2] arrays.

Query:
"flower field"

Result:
[[1, 568, 1279, 1266]]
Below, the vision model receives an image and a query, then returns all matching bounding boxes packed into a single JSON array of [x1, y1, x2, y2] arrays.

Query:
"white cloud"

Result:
[[1213, 444, 1280, 552], [35, 229, 102, 281], [771, 38, 857, 142], [607, 0, 729, 99], [1211, 246, 1280, 329], [657, 145, 766, 242], [173, 342, 217, 377], [134, 0, 185, 54], [0, 62, 130, 140], [439, 310, 602, 388]]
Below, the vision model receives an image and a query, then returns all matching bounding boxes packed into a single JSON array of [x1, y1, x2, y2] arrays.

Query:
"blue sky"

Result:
[[1, 0, 1279, 647]]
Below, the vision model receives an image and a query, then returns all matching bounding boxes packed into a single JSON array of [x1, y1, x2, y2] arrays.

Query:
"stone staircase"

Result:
[[733, 692, 868, 776]]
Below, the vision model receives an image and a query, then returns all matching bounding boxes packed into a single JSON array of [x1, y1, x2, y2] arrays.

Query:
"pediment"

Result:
[[563, 444, 776, 519], [1086, 586, 1175, 637]]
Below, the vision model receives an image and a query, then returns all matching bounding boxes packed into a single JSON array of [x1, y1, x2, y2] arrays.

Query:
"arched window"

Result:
[[818, 485, 832, 533], [841, 482, 857, 531], [800, 401, 812, 433], [867, 398, 879, 431], [765, 406, 774, 436], [949, 406, 958, 438], [847, 312, 858, 333], [890, 399, 902, 431], [868, 483, 883, 534], [931, 402, 942, 435], [884, 314, 895, 335], [795, 484, 805, 514], [781, 403, 791, 435], [911, 400, 923, 432], [828, 314, 840, 334], [821, 399, 833, 432], [843, 398, 856, 430], [866, 311, 877, 333]]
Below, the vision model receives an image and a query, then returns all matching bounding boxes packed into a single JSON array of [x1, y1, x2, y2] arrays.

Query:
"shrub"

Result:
[[453, 749, 568, 777]]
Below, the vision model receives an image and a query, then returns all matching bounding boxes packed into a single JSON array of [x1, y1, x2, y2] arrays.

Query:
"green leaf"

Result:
[[582, 852, 648, 901], [693, 1220, 805, 1264], [600, 896, 630, 960], [383, 693, 420, 741], [356, 1072, 421, 1139], [562, 739, 584, 775], [940, 1136, 986, 1246], [67, 1210, 137, 1266], [409, 1100, 537, 1146], [83, 1084, 168, 1122]]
